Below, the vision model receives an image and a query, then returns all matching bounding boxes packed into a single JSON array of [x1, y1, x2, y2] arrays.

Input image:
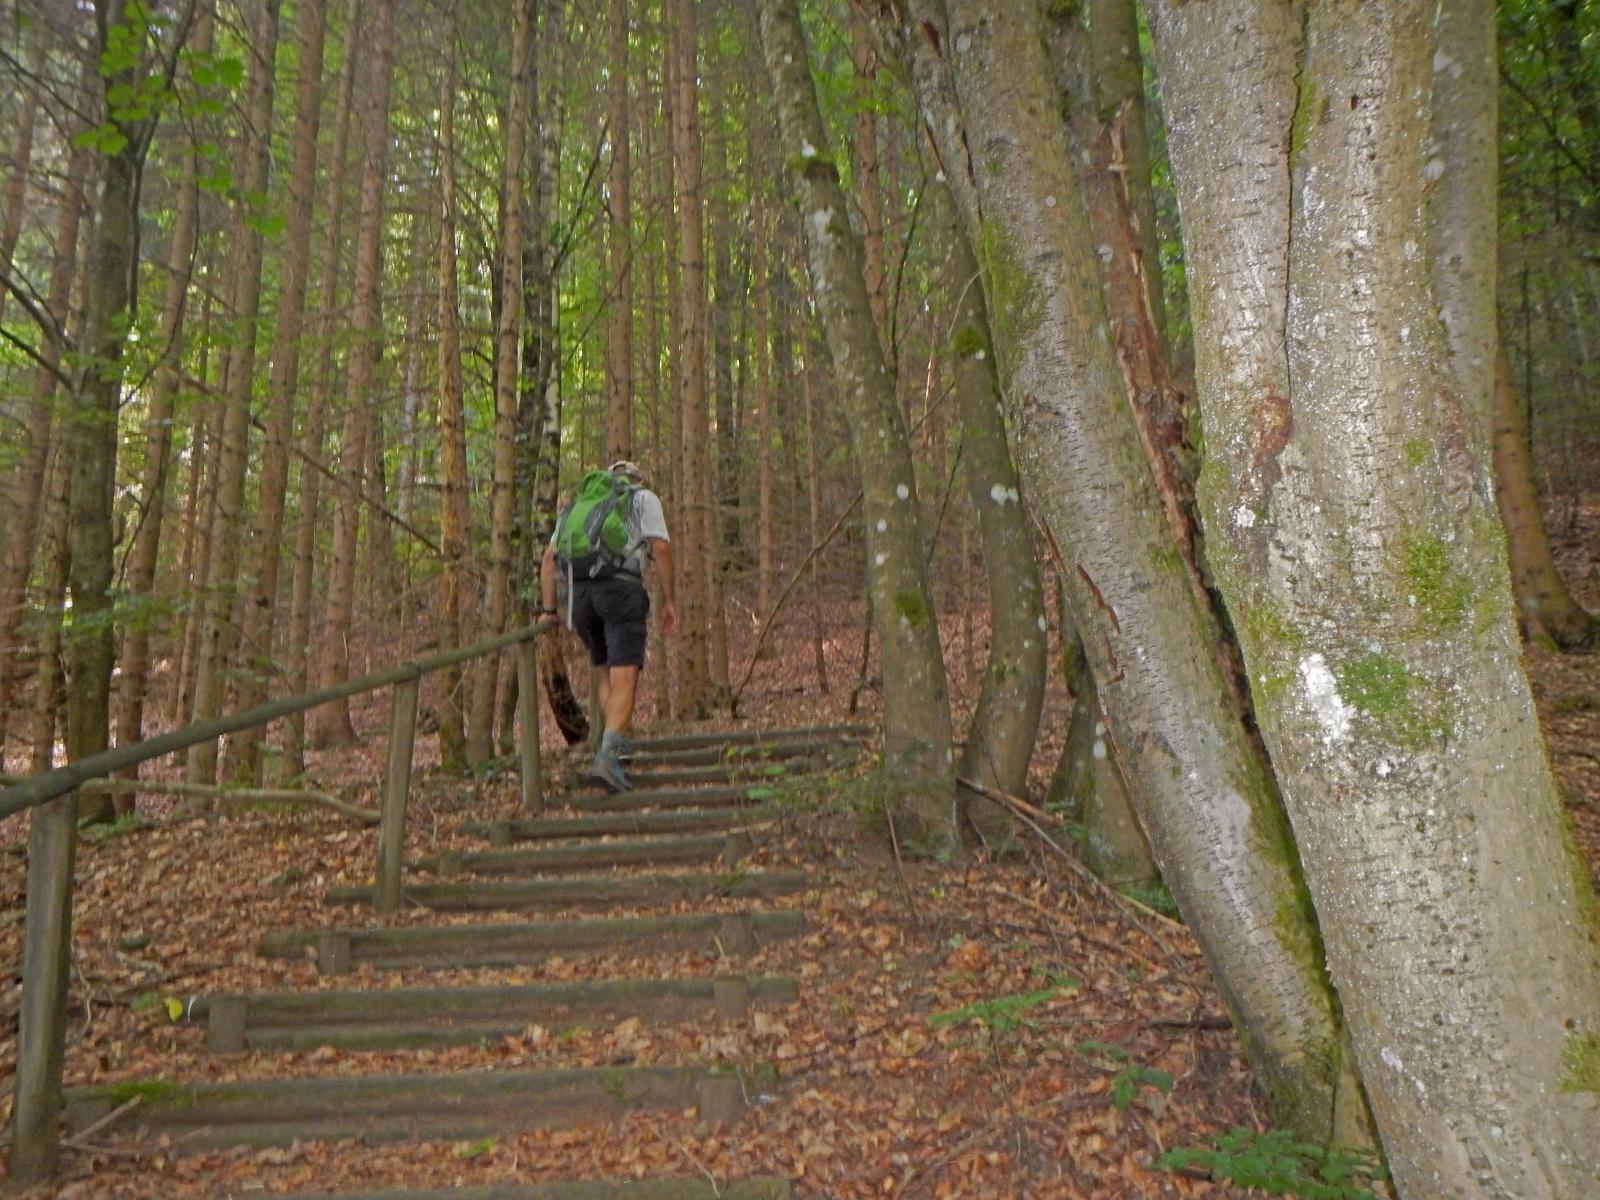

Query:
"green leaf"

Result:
[[455, 1137, 497, 1159]]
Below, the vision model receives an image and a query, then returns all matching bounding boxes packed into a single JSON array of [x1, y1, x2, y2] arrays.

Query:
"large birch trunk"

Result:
[[892, 0, 1365, 1136], [1149, 2, 1600, 1192], [759, 0, 958, 856]]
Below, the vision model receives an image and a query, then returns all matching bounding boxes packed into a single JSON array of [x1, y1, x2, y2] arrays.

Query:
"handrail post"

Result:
[[517, 637, 543, 811], [10, 788, 80, 1182], [375, 676, 421, 913]]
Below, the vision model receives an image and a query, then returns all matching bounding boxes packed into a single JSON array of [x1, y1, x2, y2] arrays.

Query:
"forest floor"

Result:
[[0, 501, 1595, 1200]]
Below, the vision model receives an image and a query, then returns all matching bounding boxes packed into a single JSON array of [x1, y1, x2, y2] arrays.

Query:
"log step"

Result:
[[466, 805, 780, 844], [258, 911, 807, 973], [323, 870, 808, 913], [570, 762, 814, 791], [63, 1062, 778, 1151], [196, 975, 798, 1053], [625, 741, 845, 769], [277, 1180, 792, 1200], [564, 785, 779, 813], [418, 833, 752, 878], [626, 724, 869, 752]]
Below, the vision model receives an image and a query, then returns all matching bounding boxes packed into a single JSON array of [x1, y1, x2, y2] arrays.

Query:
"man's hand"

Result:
[[660, 601, 679, 636]]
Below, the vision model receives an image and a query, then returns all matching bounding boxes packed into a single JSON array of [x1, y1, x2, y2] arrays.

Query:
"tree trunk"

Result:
[[1491, 342, 1598, 647], [226, 0, 326, 781], [671, 0, 712, 716], [467, 0, 536, 766], [68, 0, 158, 823], [435, 0, 470, 773], [1150, 1, 1600, 1190], [924, 176, 1046, 825], [759, 0, 958, 856], [311, 0, 396, 749], [0, 20, 45, 339], [284, 0, 360, 774], [894, 0, 1366, 1138], [605, 0, 633, 461], [114, 6, 215, 792], [752, 136, 775, 621], [0, 139, 91, 755], [186, 0, 283, 785]]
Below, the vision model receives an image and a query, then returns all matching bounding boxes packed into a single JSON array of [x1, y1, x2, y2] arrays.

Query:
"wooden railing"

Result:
[[0, 619, 555, 1182]]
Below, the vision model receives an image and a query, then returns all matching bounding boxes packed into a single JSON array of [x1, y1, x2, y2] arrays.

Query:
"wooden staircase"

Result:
[[60, 725, 865, 1199]]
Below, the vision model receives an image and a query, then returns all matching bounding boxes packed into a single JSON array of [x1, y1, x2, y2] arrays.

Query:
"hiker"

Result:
[[541, 460, 678, 792]]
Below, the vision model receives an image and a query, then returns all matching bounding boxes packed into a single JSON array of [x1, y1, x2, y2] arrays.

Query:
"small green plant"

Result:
[[1076, 1040, 1173, 1109], [1111, 1064, 1173, 1109], [79, 811, 147, 842], [1156, 1128, 1388, 1200], [1075, 1038, 1129, 1062], [1116, 879, 1182, 921], [455, 1136, 497, 1159], [929, 986, 1068, 1037]]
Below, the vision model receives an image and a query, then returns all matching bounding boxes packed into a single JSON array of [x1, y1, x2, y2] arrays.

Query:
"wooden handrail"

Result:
[[0, 619, 554, 819], [7, 617, 555, 1183]]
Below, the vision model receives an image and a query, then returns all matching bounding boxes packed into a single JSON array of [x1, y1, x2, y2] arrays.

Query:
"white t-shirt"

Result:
[[622, 488, 670, 575]]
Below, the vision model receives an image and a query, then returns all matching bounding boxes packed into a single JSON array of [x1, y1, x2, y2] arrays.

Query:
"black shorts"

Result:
[[570, 575, 651, 669]]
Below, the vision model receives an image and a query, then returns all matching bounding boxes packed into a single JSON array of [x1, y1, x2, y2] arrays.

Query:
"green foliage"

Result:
[[1156, 1128, 1388, 1200], [929, 985, 1070, 1037], [1560, 1031, 1600, 1093], [79, 811, 148, 843], [1116, 879, 1181, 921], [455, 1136, 497, 1158], [107, 1079, 192, 1108], [1111, 1063, 1173, 1109]]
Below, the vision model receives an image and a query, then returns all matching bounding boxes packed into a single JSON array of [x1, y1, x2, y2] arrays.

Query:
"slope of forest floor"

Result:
[[0, 501, 1594, 1199]]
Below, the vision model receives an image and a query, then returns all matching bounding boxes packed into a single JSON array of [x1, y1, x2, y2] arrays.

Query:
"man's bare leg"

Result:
[[603, 666, 639, 733]]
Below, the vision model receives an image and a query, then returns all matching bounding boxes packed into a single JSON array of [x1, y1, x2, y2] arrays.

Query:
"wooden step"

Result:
[[63, 1062, 779, 1151], [323, 869, 808, 913], [418, 832, 752, 878], [626, 741, 841, 769], [571, 762, 814, 790], [467, 805, 780, 844], [258, 911, 807, 973], [627, 724, 869, 752], [564, 784, 776, 813], [278, 1179, 792, 1200], [195, 975, 799, 1053]]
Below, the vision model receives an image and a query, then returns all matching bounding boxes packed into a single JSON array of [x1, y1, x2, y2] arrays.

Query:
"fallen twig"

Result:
[[61, 1094, 142, 1147]]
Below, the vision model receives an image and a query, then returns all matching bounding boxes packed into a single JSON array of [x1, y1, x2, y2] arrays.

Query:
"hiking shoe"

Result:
[[589, 749, 632, 794], [612, 734, 636, 762]]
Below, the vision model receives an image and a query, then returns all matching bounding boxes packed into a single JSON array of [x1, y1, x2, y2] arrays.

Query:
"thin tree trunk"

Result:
[[752, 137, 775, 621], [467, 0, 535, 766], [226, 0, 325, 781], [920, 174, 1047, 830], [760, 0, 958, 855], [114, 6, 215, 789], [28, 454, 71, 775], [286, 0, 360, 772], [1150, 1, 1600, 1188], [435, 0, 470, 772], [605, 0, 633, 460], [311, 0, 396, 749], [0, 140, 91, 754], [671, 0, 712, 716], [1491, 342, 1598, 646], [186, 0, 283, 784], [0, 20, 45, 339]]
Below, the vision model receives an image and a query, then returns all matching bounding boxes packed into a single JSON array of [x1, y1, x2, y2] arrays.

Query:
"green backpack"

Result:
[[553, 469, 640, 581]]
